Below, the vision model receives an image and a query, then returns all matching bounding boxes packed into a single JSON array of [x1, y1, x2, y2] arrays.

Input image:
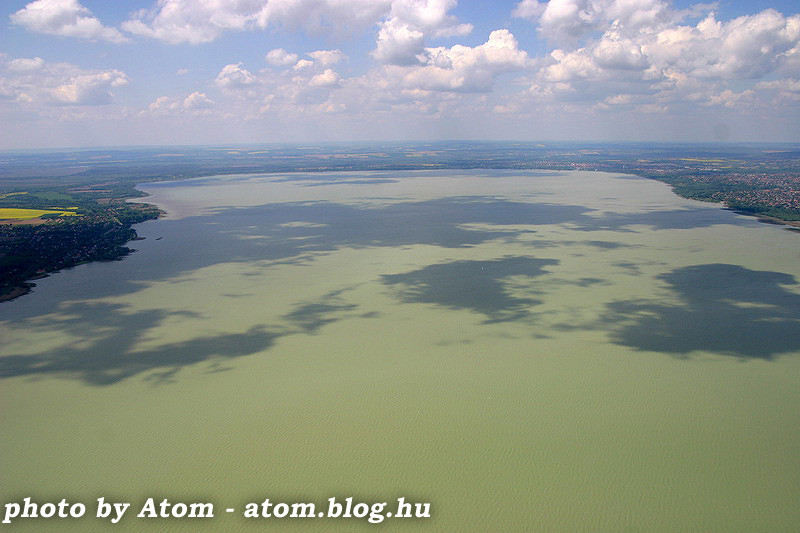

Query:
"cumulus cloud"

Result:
[[11, 0, 129, 43], [511, 2, 800, 113], [373, 18, 427, 65], [756, 78, 800, 92], [120, 0, 474, 69], [7, 57, 45, 72], [373, 0, 473, 65], [180, 30, 529, 126], [214, 63, 258, 89], [266, 48, 299, 67], [264, 49, 347, 91], [256, 0, 391, 36], [704, 88, 755, 107], [388, 0, 471, 36], [513, 0, 672, 47], [147, 96, 176, 113], [50, 71, 129, 105], [122, 0, 392, 44], [513, 0, 546, 20], [308, 69, 340, 87], [755, 78, 800, 103], [123, 2, 800, 133], [194, 48, 348, 117], [183, 91, 215, 109], [514, 0, 800, 80], [307, 49, 346, 67], [636, 102, 668, 113], [148, 91, 215, 115], [387, 29, 531, 92], [658, 10, 800, 79], [2, 57, 129, 106]]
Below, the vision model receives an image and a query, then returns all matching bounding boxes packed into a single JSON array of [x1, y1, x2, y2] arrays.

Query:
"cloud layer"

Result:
[[4, 0, 800, 145]]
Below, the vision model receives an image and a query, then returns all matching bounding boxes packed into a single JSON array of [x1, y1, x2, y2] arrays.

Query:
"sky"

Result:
[[1, 0, 799, 149]]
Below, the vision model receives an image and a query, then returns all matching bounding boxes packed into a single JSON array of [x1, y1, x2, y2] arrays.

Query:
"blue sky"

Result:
[[1, 0, 799, 149]]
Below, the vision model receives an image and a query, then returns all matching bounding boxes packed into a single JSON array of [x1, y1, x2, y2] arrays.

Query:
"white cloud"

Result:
[[50, 71, 129, 105], [373, 18, 426, 65], [514, 1, 800, 84], [119, 0, 474, 81], [293, 59, 314, 71], [147, 91, 216, 115], [214, 63, 258, 89], [179, 30, 530, 127], [754, 78, 800, 103], [604, 93, 633, 105], [704, 88, 755, 107], [513, 0, 673, 47], [11, 0, 129, 43], [639, 11, 800, 80], [183, 91, 215, 109], [122, 0, 392, 44], [592, 32, 647, 70], [510, 3, 800, 116], [8, 57, 45, 72], [2, 57, 129, 106], [280, 50, 346, 72], [266, 48, 299, 67], [123, 0, 472, 60], [8, 1, 795, 145], [192, 49, 349, 118], [386, 29, 531, 92], [756, 78, 800, 92], [388, 0, 469, 33], [256, 0, 391, 36], [308, 69, 340, 87], [122, 0, 261, 44], [307, 49, 346, 67], [780, 42, 800, 76], [636, 102, 668, 113], [148, 96, 178, 113], [512, 0, 546, 20], [543, 49, 600, 82], [373, 0, 473, 65], [539, 0, 604, 45]]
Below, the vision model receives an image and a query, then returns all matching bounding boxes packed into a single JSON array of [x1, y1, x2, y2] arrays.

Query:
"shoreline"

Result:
[[0, 283, 34, 302], [2, 166, 799, 303], [638, 175, 800, 232], [724, 208, 800, 230], [0, 207, 160, 303]]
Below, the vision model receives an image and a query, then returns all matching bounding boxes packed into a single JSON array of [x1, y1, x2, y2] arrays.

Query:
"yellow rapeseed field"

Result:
[[0, 208, 80, 220]]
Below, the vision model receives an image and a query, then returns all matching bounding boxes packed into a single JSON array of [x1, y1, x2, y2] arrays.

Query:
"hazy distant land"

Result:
[[1, 141, 799, 301]]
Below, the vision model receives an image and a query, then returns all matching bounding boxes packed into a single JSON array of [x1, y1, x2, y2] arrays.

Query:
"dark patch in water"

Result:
[[572, 208, 744, 232], [584, 240, 636, 249], [602, 264, 800, 359], [382, 256, 558, 323], [0, 302, 281, 385], [575, 277, 605, 287], [302, 179, 400, 186], [283, 290, 360, 334]]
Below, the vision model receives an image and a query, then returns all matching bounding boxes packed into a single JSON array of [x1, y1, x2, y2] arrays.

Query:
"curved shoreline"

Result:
[[2, 154, 799, 302]]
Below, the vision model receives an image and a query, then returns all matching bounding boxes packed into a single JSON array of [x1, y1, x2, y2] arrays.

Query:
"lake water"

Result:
[[1, 169, 799, 532]]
